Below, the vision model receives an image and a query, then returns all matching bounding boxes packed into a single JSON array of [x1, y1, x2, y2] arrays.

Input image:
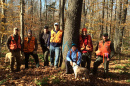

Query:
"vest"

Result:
[[97, 40, 111, 56], [23, 37, 35, 53], [10, 35, 21, 50], [50, 30, 63, 43]]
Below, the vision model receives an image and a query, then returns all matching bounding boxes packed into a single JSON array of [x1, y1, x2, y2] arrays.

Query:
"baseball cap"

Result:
[[54, 22, 59, 26], [14, 27, 19, 30]]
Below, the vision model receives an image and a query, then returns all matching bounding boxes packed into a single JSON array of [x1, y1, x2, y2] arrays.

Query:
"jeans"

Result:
[[50, 45, 60, 67]]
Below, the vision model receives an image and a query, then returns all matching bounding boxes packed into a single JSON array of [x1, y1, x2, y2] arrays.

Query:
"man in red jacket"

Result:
[[79, 28, 93, 71]]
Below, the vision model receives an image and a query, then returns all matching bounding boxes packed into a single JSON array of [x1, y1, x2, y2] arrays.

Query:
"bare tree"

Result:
[[100, 0, 105, 38], [61, 0, 83, 69], [20, 0, 25, 44], [59, 0, 65, 30]]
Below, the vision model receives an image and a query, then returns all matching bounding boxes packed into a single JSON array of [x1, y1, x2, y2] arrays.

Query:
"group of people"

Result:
[[7, 22, 114, 78]]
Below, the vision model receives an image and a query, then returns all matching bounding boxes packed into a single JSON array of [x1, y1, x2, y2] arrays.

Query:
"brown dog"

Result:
[[72, 62, 89, 79]]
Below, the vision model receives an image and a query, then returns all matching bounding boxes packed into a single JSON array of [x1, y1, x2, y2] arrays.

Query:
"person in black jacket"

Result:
[[39, 26, 50, 66]]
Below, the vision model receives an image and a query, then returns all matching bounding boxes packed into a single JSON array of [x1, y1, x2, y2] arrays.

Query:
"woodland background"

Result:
[[0, 0, 130, 85]]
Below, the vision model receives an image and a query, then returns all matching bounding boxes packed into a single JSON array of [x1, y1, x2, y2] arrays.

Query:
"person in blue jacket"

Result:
[[66, 43, 82, 74]]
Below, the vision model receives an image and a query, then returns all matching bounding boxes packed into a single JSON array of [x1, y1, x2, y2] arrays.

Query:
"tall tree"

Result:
[[81, 0, 86, 28], [100, 0, 105, 38], [1, 0, 6, 44], [45, 0, 47, 23], [40, 0, 42, 30], [20, 0, 25, 44], [119, 0, 128, 52], [61, 0, 83, 69], [59, 0, 65, 30], [114, 0, 122, 52]]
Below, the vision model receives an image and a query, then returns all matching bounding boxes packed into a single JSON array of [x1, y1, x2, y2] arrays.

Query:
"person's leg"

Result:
[[92, 56, 103, 75], [81, 53, 87, 67], [44, 49, 49, 66], [66, 60, 72, 74], [15, 51, 21, 71], [54, 46, 60, 67], [24, 53, 30, 69], [31, 52, 39, 68], [50, 45, 55, 66], [103, 58, 109, 78], [86, 54, 91, 71], [10, 52, 15, 72]]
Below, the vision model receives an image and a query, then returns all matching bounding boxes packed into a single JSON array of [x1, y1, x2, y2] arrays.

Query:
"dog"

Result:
[[5, 52, 25, 64], [72, 62, 89, 79], [5, 52, 12, 64]]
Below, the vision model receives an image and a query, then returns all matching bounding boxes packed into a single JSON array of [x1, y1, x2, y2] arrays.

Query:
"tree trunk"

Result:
[[59, 0, 65, 30], [58, 0, 66, 67], [81, 0, 86, 29], [61, 0, 83, 70], [114, 0, 122, 52], [1, 0, 6, 44], [20, 0, 25, 44], [40, 0, 42, 30], [100, 0, 105, 38], [109, 0, 113, 39], [120, 0, 128, 52], [45, 0, 47, 23]]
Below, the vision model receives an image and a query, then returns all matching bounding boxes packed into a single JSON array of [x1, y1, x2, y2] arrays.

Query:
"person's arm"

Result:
[[66, 51, 72, 62], [39, 33, 43, 47], [47, 31, 51, 47], [7, 36, 11, 51], [76, 52, 82, 66], [95, 42, 99, 51], [110, 42, 115, 58], [34, 38, 38, 51], [88, 36, 93, 52]]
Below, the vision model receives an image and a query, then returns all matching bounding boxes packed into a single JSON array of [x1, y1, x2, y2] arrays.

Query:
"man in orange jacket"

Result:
[[79, 28, 93, 71], [91, 33, 114, 78], [23, 30, 39, 69], [7, 27, 21, 72]]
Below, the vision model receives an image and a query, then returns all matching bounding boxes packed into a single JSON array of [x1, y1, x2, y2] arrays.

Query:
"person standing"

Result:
[[7, 27, 21, 72], [91, 33, 115, 78], [79, 28, 93, 71], [39, 26, 50, 66], [47, 23, 63, 68], [23, 30, 39, 69]]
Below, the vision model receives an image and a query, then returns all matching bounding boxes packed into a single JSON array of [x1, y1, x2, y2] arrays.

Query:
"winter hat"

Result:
[[44, 26, 48, 29], [82, 28, 87, 33], [103, 33, 108, 37]]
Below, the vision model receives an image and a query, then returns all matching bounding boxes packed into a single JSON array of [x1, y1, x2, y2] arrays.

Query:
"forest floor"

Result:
[[0, 46, 130, 86]]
